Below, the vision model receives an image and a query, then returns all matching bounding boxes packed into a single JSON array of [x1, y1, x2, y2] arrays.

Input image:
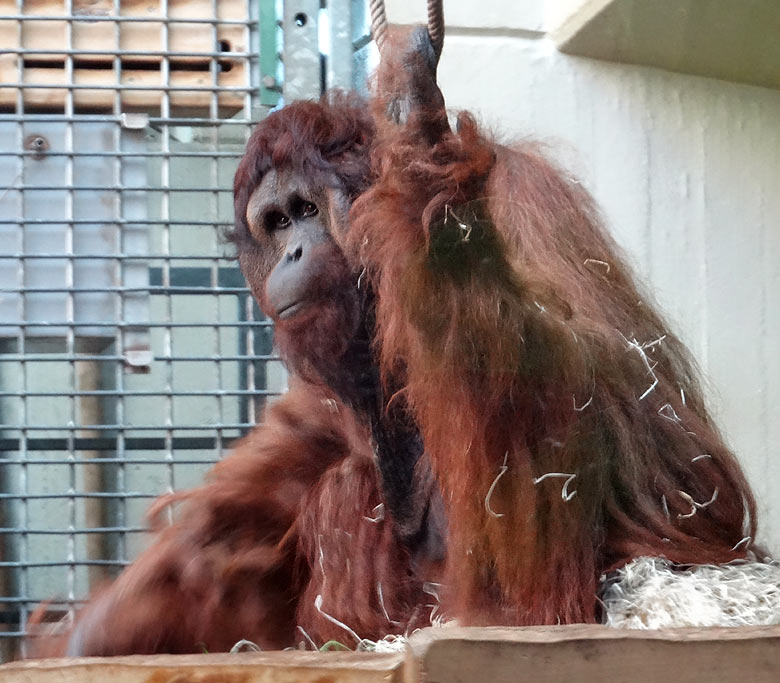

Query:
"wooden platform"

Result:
[[3, 625, 780, 682], [0, 0, 250, 113], [0, 651, 406, 683], [407, 625, 780, 683]]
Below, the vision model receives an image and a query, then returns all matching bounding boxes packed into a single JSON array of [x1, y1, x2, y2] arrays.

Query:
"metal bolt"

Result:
[[24, 134, 49, 160]]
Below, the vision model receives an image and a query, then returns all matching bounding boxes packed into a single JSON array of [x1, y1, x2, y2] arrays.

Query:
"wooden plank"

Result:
[[0, 651, 406, 683], [0, 0, 22, 54], [0, 56, 246, 111], [5, 626, 780, 681], [407, 625, 780, 683]]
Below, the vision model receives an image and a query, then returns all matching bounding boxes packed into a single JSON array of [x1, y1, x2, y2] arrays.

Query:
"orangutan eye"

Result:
[[301, 201, 318, 218], [266, 211, 291, 231]]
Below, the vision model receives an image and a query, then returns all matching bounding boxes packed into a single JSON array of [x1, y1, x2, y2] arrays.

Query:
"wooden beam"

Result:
[[5, 626, 780, 681], [0, 651, 406, 683], [407, 624, 780, 682]]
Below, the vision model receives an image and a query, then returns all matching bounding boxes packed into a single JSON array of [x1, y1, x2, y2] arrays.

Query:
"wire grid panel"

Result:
[[0, 0, 285, 661]]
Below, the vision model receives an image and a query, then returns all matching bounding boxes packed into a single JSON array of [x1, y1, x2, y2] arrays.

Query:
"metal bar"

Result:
[[0, 459, 221, 467], [7, 185, 233, 191], [2, 15, 257, 25], [1, 631, 46, 638], [0, 355, 279, 362], [259, 0, 281, 106], [0, 423, 255, 431], [1, 84, 253, 92], [1, 632, 40, 638], [0, 560, 131, 567], [0, 255, 243, 260], [0, 528, 147, 535], [0, 116, 256, 125], [1, 598, 86, 605], [160, 0, 177, 517], [112, 1, 130, 571], [327, 0, 354, 90], [209, 3, 226, 458], [11, 48, 253, 58], [0, 287, 250, 294], [0, 493, 163, 501], [9, 185, 233, 191], [0, 390, 280, 397], [283, 0, 323, 100], [0, 321, 270, 328], [0, 151, 245, 157], [0, 456, 222, 463], [63, 0, 80, 608], [0, 219, 246, 224]]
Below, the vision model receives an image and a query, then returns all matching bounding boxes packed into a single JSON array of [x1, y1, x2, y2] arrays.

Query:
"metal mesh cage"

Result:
[[0, 0, 286, 660], [1, 0, 370, 660]]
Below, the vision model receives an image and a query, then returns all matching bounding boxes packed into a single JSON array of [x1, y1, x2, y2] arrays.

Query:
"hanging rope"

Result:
[[369, 0, 389, 56], [426, 0, 444, 60], [369, 0, 445, 60]]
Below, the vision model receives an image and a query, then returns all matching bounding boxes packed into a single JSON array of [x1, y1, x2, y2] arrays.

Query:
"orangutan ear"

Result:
[[324, 185, 353, 252]]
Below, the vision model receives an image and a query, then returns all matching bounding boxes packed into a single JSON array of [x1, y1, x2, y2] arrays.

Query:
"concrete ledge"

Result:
[[385, 0, 545, 33], [552, 0, 780, 91]]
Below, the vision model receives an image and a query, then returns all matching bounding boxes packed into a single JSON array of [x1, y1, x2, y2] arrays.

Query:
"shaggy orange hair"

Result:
[[349, 33, 758, 625]]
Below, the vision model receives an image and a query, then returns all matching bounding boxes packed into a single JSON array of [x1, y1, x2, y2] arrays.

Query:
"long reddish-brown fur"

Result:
[[33, 37, 762, 653], [349, 37, 759, 625], [32, 383, 427, 655], [31, 98, 437, 657]]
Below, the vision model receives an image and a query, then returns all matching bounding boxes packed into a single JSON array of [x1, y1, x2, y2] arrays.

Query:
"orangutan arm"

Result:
[[53, 386, 354, 656]]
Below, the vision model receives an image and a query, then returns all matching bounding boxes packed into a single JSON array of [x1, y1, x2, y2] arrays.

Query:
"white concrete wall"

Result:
[[386, 0, 780, 552]]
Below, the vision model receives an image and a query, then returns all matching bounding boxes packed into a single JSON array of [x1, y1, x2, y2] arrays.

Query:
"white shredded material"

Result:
[[230, 639, 262, 653], [676, 488, 718, 519], [584, 258, 610, 274], [618, 331, 660, 401], [532, 472, 577, 501], [362, 634, 409, 653], [314, 594, 363, 645], [363, 502, 385, 523], [573, 393, 593, 411], [297, 625, 317, 650], [602, 556, 780, 629], [484, 452, 509, 518]]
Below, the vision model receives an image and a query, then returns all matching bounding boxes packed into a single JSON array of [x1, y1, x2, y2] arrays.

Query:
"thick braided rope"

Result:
[[369, 0, 445, 59], [369, 0, 389, 54], [426, 0, 444, 59]]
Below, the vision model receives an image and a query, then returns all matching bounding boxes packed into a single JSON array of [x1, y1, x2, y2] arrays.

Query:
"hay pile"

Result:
[[601, 556, 780, 629], [233, 557, 780, 654]]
